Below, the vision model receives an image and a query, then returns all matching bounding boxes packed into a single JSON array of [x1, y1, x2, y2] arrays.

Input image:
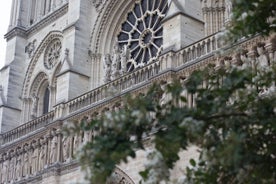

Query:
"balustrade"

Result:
[[1, 33, 275, 148]]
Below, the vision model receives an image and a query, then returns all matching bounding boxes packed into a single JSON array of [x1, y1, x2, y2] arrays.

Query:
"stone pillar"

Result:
[[201, 0, 226, 36]]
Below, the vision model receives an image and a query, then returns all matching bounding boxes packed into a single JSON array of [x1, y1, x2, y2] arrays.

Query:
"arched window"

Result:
[[43, 87, 50, 114]]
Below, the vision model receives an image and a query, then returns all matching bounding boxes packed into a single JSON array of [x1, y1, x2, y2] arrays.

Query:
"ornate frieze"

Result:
[[1, 33, 276, 184], [91, 0, 106, 12]]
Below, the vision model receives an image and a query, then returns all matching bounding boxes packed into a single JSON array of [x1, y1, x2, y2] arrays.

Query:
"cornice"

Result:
[[4, 3, 69, 41]]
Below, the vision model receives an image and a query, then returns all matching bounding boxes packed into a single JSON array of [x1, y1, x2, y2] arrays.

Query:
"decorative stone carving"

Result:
[[111, 43, 121, 80], [22, 32, 63, 98], [84, 130, 93, 144], [160, 81, 172, 106], [62, 136, 71, 162], [25, 39, 37, 58], [60, 48, 71, 72], [120, 45, 130, 74], [31, 146, 39, 175], [117, 0, 168, 70], [50, 136, 58, 164], [44, 39, 62, 69], [240, 49, 250, 69], [91, 0, 105, 12], [73, 135, 80, 157], [23, 151, 29, 177], [38, 144, 46, 171], [15, 154, 22, 180], [31, 93, 39, 119], [103, 54, 112, 83], [225, 0, 233, 21], [256, 42, 269, 70], [2, 160, 8, 183], [107, 167, 135, 184], [9, 156, 16, 181]]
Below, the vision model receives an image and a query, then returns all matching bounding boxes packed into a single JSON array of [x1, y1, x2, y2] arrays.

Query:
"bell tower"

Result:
[[0, 0, 92, 132]]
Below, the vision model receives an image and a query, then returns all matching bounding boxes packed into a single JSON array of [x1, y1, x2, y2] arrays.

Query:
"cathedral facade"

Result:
[[0, 0, 275, 183]]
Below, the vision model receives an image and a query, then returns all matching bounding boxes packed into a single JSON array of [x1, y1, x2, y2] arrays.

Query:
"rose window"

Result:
[[44, 39, 62, 69], [118, 0, 168, 71]]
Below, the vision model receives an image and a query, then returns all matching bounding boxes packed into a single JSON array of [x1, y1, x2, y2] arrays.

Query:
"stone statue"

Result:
[[15, 155, 22, 180], [25, 40, 36, 58], [31, 93, 39, 119], [50, 136, 58, 164], [103, 54, 112, 83], [73, 134, 80, 156], [31, 147, 39, 175], [256, 42, 269, 70], [225, 0, 233, 21], [240, 50, 250, 69], [2, 160, 8, 183], [160, 81, 171, 106], [83, 130, 93, 144], [120, 45, 130, 74], [38, 145, 46, 171], [9, 156, 16, 181], [62, 136, 70, 162], [23, 152, 29, 177], [111, 43, 121, 80]]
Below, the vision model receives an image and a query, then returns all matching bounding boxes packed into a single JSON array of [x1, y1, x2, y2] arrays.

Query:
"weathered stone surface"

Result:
[[0, 0, 274, 183]]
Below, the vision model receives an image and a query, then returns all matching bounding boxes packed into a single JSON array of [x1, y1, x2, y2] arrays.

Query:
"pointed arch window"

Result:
[[43, 87, 50, 114]]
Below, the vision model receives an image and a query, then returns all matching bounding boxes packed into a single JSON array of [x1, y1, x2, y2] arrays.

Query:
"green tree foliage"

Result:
[[70, 64, 276, 184], [68, 0, 276, 183], [227, 0, 276, 42]]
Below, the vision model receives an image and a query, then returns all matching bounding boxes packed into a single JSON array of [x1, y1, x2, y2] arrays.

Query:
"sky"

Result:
[[0, 0, 12, 68]]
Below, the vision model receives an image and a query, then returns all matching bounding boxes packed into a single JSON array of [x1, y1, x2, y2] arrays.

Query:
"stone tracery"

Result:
[[44, 39, 62, 70], [117, 0, 168, 71]]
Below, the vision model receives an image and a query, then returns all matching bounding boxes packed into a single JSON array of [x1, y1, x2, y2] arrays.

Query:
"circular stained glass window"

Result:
[[118, 0, 168, 71], [44, 39, 62, 70]]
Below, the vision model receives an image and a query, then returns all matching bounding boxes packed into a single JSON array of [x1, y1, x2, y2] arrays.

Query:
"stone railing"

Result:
[[66, 33, 221, 114], [0, 33, 276, 183], [1, 33, 275, 146], [67, 60, 161, 113], [159, 33, 220, 70], [0, 111, 55, 145]]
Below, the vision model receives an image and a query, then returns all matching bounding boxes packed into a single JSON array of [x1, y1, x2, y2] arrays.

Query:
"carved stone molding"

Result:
[[4, 3, 68, 41], [22, 31, 63, 99], [107, 167, 135, 184]]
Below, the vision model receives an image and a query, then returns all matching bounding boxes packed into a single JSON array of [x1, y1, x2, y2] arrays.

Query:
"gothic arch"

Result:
[[89, 0, 137, 54], [107, 166, 135, 184], [29, 72, 48, 96], [22, 31, 63, 99], [28, 72, 50, 119]]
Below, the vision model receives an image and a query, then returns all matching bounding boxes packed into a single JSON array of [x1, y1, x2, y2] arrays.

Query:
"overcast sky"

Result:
[[0, 0, 12, 68]]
